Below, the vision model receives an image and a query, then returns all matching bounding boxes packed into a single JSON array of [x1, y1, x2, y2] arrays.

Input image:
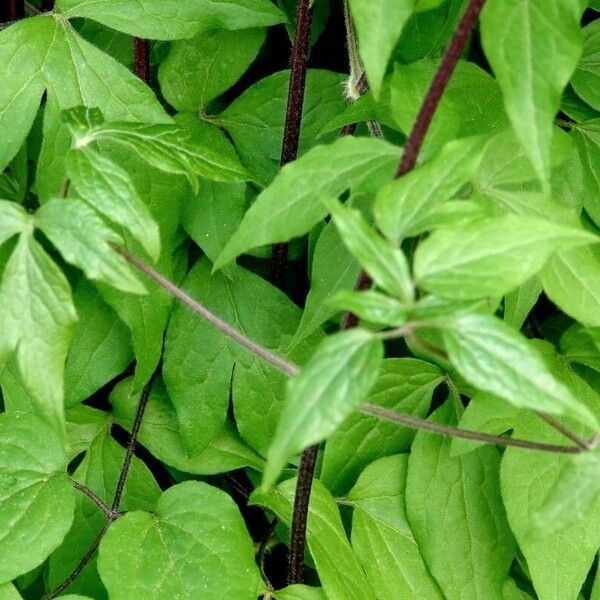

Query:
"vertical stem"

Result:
[[7, 0, 24, 20], [42, 0, 54, 10], [271, 0, 313, 287], [134, 38, 151, 82], [287, 444, 319, 584]]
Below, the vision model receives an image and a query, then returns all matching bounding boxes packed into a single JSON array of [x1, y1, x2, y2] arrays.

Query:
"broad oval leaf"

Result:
[[442, 312, 599, 428], [541, 244, 600, 327], [97, 481, 260, 599], [406, 399, 516, 599], [348, 455, 444, 598], [159, 27, 266, 111], [501, 413, 600, 600], [263, 329, 384, 489], [414, 214, 596, 300], [571, 20, 600, 111], [0, 412, 75, 582]]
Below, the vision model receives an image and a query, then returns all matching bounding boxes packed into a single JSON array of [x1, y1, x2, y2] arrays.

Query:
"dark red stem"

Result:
[[134, 39, 151, 83], [343, 0, 487, 327], [271, 0, 313, 287], [395, 0, 487, 177], [7, 0, 24, 20]]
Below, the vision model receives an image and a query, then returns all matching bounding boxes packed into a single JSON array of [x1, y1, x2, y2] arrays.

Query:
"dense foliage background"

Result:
[[1, 0, 600, 598]]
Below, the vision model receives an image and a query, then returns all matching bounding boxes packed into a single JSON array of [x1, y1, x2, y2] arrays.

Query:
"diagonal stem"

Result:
[[71, 479, 116, 520], [271, 0, 313, 287], [360, 404, 594, 455], [117, 247, 598, 457]]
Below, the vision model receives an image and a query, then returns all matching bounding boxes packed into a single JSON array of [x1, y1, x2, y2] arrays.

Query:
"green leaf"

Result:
[[504, 277, 542, 330], [348, 0, 415, 98], [348, 455, 443, 598], [263, 329, 383, 489], [572, 121, 600, 228], [218, 69, 348, 186], [275, 585, 326, 600], [97, 482, 261, 599], [481, 0, 583, 186], [0, 15, 167, 174], [214, 136, 400, 269], [0, 412, 75, 583], [406, 399, 515, 599], [390, 60, 505, 156], [182, 180, 247, 264], [66, 146, 161, 262], [159, 28, 266, 111], [164, 258, 312, 457], [251, 479, 376, 600], [64, 281, 132, 407], [56, 0, 285, 39], [571, 20, 600, 111], [111, 377, 264, 475], [327, 290, 409, 327], [321, 358, 443, 495], [98, 239, 175, 390], [0, 231, 77, 431], [501, 413, 600, 600], [0, 583, 22, 599], [73, 120, 249, 193], [48, 425, 160, 597], [36, 198, 145, 295], [442, 312, 599, 427], [414, 214, 595, 300], [374, 136, 487, 242], [541, 244, 600, 327], [560, 324, 600, 372], [0, 201, 28, 246], [450, 393, 520, 456], [293, 220, 360, 344], [324, 197, 413, 301], [532, 451, 600, 536], [396, 0, 468, 63]]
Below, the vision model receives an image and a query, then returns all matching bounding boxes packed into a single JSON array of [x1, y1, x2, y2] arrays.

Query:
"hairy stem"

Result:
[[114, 245, 299, 377], [271, 0, 313, 287], [71, 479, 116, 520], [134, 39, 151, 82]]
